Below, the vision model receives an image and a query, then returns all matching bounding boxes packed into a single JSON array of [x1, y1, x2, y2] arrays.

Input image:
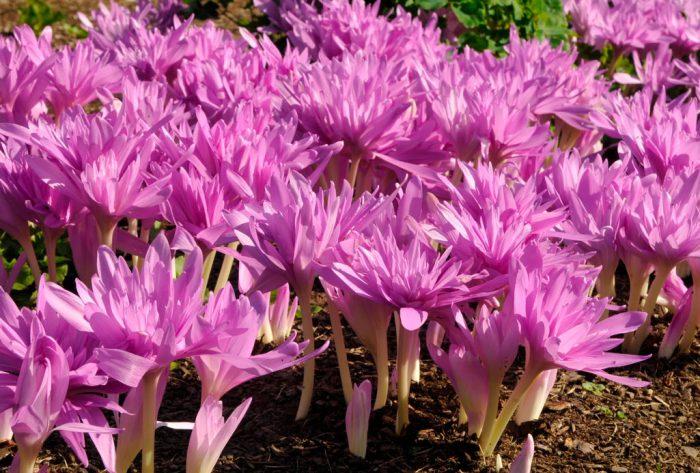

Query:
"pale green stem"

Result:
[[329, 304, 353, 404], [201, 251, 216, 300], [128, 218, 139, 267], [450, 163, 463, 185], [98, 220, 117, 249], [295, 287, 316, 420], [348, 155, 362, 191], [17, 230, 41, 288], [260, 315, 274, 344], [458, 405, 468, 425], [395, 319, 418, 435], [17, 445, 40, 473], [482, 367, 541, 456], [373, 330, 390, 410], [477, 376, 504, 450], [678, 267, 700, 353], [136, 223, 151, 270], [141, 370, 161, 473], [626, 268, 648, 312], [214, 252, 235, 294], [44, 229, 60, 282], [596, 259, 617, 297], [625, 265, 672, 354]]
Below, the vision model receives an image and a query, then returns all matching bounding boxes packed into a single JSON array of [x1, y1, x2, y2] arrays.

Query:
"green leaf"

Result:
[[582, 381, 606, 395], [413, 0, 449, 10]]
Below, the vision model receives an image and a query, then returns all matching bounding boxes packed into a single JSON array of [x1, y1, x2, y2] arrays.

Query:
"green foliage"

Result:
[[401, 0, 571, 54], [18, 0, 88, 40], [596, 405, 628, 420], [19, 0, 64, 34], [581, 381, 606, 395]]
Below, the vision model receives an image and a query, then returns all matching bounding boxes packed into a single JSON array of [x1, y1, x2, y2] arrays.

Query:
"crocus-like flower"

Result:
[[431, 162, 565, 283], [613, 44, 676, 95], [321, 223, 502, 433], [229, 170, 386, 419], [544, 150, 628, 298], [280, 51, 443, 189], [428, 305, 520, 439], [41, 234, 216, 472], [0, 282, 124, 472], [619, 171, 700, 352], [479, 244, 649, 455], [261, 284, 299, 345], [192, 284, 327, 401], [186, 397, 252, 473], [46, 40, 122, 117], [0, 26, 54, 126], [257, 0, 448, 63], [10, 332, 70, 473], [345, 380, 372, 459], [0, 105, 172, 248], [510, 434, 535, 473], [592, 90, 699, 181]]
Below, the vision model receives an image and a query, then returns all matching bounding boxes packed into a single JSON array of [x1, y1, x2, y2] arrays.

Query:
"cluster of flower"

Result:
[[0, 0, 698, 471], [564, 0, 700, 94]]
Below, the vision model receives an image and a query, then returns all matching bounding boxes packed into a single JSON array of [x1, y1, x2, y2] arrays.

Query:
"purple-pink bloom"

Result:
[[431, 162, 565, 283], [345, 380, 372, 458], [186, 397, 252, 473], [510, 434, 535, 473], [0, 26, 53, 126], [0, 105, 172, 247], [0, 284, 121, 472], [46, 40, 122, 117], [192, 284, 327, 401]]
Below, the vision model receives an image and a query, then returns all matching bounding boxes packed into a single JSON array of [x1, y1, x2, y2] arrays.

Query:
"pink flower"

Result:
[[46, 40, 122, 117], [345, 380, 372, 458], [0, 105, 172, 246], [192, 284, 327, 401], [186, 397, 252, 473], [0, 26, 54, 126], [510, 434, 535, 473]]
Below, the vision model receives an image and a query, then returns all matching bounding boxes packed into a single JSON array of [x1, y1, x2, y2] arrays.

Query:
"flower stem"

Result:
[[141, 370, 161, 473], [128, 219, 139, 267], [98, 219, 117, 249], [373, 330, 389, 410], [44, 228, 61, 282], [348, 155, 362, 191], [295, 287, 316, 420], [16, 445, 40, 473], [678, 266, 700, 353], [260, 314, 274, 344], [596, 260, 617, 318], [458, 405, 468, 425], [214, 246, 235, 294], [625, 265, 672, 354], [626, 268, 647, 312], [329, 304, 353, 404], [201, 250, 216, 300], [17, 230, 41, 288], [482, 366, 541, 456], [477, 376, 503, 447], [395, 319, 418, 435]]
